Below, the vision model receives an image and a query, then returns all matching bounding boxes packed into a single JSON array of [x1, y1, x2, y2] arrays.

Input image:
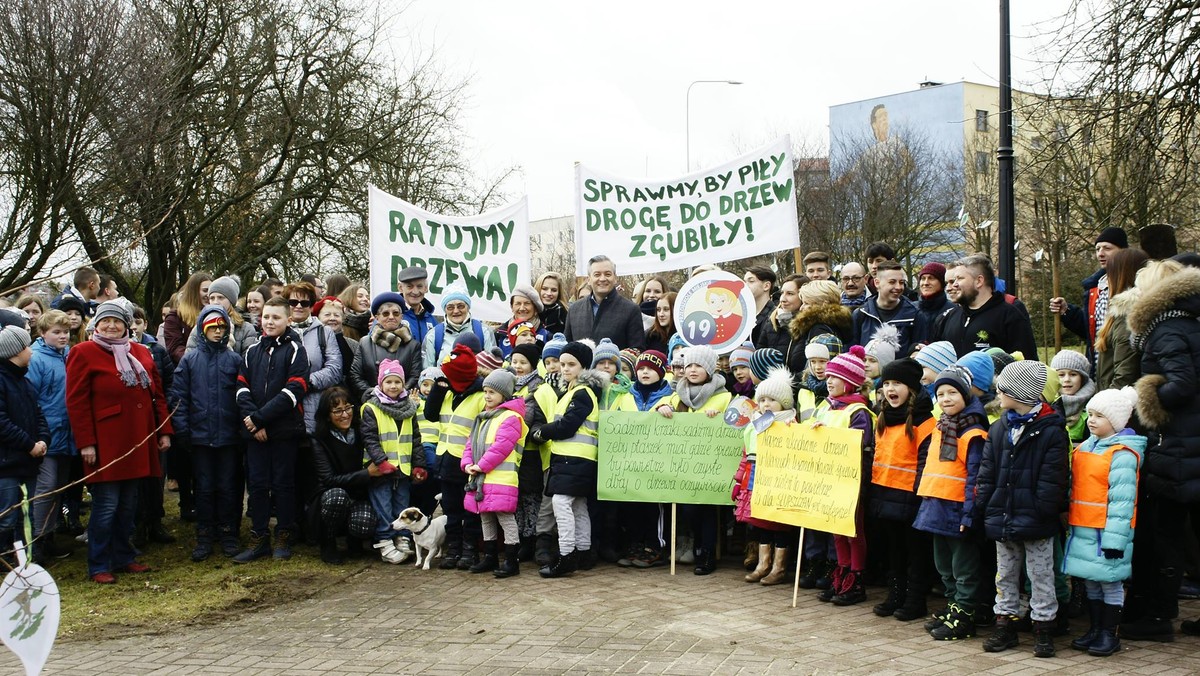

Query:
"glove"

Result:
[[1102, 548, 1124, 560], [377, 460, 397, 475], [412, 467, 428, 484]]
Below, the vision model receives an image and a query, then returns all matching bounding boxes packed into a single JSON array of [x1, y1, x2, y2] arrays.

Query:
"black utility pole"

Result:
[[997, 0, 1016, 295]]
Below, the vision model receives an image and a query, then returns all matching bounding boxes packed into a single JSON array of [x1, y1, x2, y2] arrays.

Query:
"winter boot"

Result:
[[272, 529, 293, 560], [469, 541, 499, 573], [439, 542, 462, 570], [924, 605, 952, 633], [893, 584, 929, 622], [517, 536, 534, 562], [745, 545, 773, 583], [832, 569, 867, 606], [743, 540, 760, 571], [494, 544, 520, 578], [232, 531, 271, 564], [375, 539, 406, 564], [1120, 615, 1174, 642], [798, 558, 825, 589], [693, 549, 716, 575], [319, 533, 344, 565], [191, 528, 214, 562], [1071, 600, 1104, 651], [456, 541, 478, 570], [873, 575, 904, 617], [1088, 604, 1122, 657], [815, 559, 834, 590], [818, 565, 846, 602], [577, 548, 598, 571], [148, 520, 176, 544], [1068, 577, 1087, 618], [982, 614, 1020, 653], [218, 527, 240, 558], [761, 548, 790, 586], [539, 550, 577, 578], [930, 603, 976, 641], [534, 533, 555, 566], [1032, 620, 1056, 658], [677, 535, 695, 564]]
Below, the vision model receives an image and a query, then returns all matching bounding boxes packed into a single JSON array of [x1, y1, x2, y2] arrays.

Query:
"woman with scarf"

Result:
[[337, 283, 373, 343], [66, 300, 172, 584], [350, 292, 423, 403], [495, 285, 549, 357], [314, 296, 359, 383], [423, 286, 496, 368], [757, 275, 805, 354]]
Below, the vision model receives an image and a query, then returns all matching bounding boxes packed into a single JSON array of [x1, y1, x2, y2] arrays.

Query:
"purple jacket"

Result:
[[462, 397, 527, 514]]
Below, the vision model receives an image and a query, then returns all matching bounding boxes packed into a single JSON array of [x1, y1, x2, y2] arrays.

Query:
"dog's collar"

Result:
[[411, 517, 434, 536]]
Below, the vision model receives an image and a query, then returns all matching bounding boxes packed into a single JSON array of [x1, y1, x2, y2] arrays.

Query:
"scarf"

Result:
[[731, 378, 755, 398], [291, 316, 315, 331], [91, 333, 150, 389], [1131, 309, 1196, 351], [370, 323, 412, 352], [1059, 378, 1097, 421], [841, 292, 868, 309], [773, 309, 794, 328], [1093, 276, 1110, 333], [468, 405, 508, 462], [1005, 403, 1043, 445], [368, 393, 416, 421], [829, 392, 869, 409], [543, 371, 567, 397], [332, 427, 357, 445], [674, 373, 726, 411], [803, 372, 829, 401], [602, 373, 633, 409], [516, 372, 541, 391]]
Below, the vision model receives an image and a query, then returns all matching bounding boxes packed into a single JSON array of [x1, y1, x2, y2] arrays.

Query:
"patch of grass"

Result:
[[45, 495, 367, 641]]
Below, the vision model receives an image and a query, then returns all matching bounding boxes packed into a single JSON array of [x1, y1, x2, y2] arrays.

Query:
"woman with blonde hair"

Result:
[[787, 279, 852, 378], [163, 272, 213, 364], [338, 283, 372, 342]]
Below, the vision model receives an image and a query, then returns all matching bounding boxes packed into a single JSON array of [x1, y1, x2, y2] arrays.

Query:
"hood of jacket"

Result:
[[859, 295, 917, 323], [497, 397, 527, 417], [788, 303, 852, 341], [32, 337, 66, 360], [575, 368, 609, 395], [1105, 286, 1141, 320], [196, 305, 235, 351], [1128, 267, 1200, 336]]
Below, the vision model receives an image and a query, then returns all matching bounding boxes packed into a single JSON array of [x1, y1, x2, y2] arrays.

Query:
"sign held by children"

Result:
[[751, 424, 862, 536]]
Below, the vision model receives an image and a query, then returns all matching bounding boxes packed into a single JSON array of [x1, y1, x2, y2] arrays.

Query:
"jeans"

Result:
[[246, 438, 296, 535], [87, 480, 139, 575], [32, 457, 70, 537], [192, 445, 242, 534], [1085, 579, 1125, 606], [679, 504, 718, 555], [368, 475, 411, 540], [0, 477, 34, 549]]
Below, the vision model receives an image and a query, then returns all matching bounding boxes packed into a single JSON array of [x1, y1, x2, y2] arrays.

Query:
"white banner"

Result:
[[368, 186, 531, 323], [574, 137, 800, 276]]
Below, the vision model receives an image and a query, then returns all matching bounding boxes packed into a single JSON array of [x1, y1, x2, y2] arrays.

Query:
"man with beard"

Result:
[[932, 255, 1037, 358], [839, 262, 870, 310], [1049, 227, 1127, 367], [851, 260, 918, 356]]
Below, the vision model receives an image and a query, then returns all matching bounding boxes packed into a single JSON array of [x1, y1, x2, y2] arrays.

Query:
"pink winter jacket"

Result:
[[462, 397, 527, 514]]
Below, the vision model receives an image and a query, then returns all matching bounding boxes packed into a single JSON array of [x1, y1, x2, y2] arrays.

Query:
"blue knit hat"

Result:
[[956, 351, 995, 394], [913, 341, 957, 374], [542, 332, 567, 360], [591, 338, 621, 368], [440, 285, 471, 311], [667, 333, 687, 359], [749, 348, 785, 382]]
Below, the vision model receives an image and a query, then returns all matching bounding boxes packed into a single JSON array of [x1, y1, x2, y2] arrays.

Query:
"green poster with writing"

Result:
[[597, 411, 744, 505]]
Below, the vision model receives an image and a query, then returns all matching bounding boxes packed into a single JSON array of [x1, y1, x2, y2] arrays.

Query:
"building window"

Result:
[[976, 110, 989, 132], [975, 151, 990, 175]]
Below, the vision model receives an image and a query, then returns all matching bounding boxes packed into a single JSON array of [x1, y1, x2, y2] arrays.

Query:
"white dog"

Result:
[[392, 507, 447, 570]]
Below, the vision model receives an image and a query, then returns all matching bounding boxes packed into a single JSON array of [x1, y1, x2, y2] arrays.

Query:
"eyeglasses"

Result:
[[288, 299, 314, 308], [331, 406, 354, 416], [840, 275, 864, 283]]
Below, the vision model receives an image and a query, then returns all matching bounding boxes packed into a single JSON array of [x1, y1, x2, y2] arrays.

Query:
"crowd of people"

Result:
[[1, 227, 1199, 658]]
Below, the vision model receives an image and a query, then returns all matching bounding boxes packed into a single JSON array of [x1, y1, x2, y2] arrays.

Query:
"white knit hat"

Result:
[[1087, 387, 1139, 431], [864, 324, 901, 369], [754, 367, 795, 409]]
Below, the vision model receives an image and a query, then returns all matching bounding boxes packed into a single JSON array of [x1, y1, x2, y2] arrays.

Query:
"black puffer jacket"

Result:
[[1128, 267, 1200, 503], [0, 360, 50, 479], [535, 369, 606, 498], [975, 406, 1069, 541]]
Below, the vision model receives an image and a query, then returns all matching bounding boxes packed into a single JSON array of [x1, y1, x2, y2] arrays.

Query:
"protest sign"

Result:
[[673, 271, 757, 352], [574, 137, 800, 276], [367, 185, 531, 322], [0, 543, 58, 676], [750, 424, 862, 537], [597, 411, 743, 505]]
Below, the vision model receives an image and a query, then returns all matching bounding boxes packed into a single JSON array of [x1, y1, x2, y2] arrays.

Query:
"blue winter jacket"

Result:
[[0, 360, 50, 479], [912, 397, 988, 537], [169, 306, 243, 448], [25, 338, 76, 457], [1062, 429, 1145, 583]]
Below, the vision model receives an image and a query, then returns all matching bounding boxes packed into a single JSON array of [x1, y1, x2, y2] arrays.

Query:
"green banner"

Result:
[[597, 411, 744, 505]]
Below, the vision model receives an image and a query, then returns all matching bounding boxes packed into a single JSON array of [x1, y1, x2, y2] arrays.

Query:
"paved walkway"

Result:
[[11, 561, 1200, 675]]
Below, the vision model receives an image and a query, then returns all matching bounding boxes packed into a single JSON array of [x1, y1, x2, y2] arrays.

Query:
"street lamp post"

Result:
[[686, 80, 742, 172]]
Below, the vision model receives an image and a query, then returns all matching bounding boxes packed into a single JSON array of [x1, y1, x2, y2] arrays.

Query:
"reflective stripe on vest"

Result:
[[416, 400, 441, 446], [437, 391, 486, 459], [1068, 443, 1138, 529], [916, 428, 987, 502], [360, 402, 414, 474], [469, 409, 527, 490], [550, 385, 599, 461], [872, 417, 937, 491], [812, 401, 874, 429]]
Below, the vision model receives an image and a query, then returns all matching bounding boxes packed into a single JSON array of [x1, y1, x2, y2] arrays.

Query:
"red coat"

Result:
[[66, 341, 172, 484]]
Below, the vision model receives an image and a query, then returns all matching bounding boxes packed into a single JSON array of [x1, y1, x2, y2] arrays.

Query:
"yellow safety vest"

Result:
[[360, 402, 416, 475], [416, 398, 441, 447], [812, 400, 876, 429], [796, 389, 818, 421], [437, 390, 486, 459], [550, 384, 600, 461], [665, 390, 733, 413], [469, 409, 528, 490], [516, 381, 559, 472]]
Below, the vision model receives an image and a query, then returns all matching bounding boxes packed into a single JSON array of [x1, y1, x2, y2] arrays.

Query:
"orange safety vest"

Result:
[[1068, 444, 1138, 529], [871, 417, 937, 491], [916, 427, 987, 502]]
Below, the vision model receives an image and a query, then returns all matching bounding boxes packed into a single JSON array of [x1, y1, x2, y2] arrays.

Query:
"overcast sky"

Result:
[[388, 1, 1076, 221]]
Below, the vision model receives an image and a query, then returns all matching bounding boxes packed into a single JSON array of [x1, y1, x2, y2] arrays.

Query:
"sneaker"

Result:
[[375, 539, 405, 564], [393, 536, 414, 564], [616, 546, 640, 568], [632, 547, 666, 568], [924, 606, 951, 633], [930, 604, 976, 641], [75, 531, 88, 544]]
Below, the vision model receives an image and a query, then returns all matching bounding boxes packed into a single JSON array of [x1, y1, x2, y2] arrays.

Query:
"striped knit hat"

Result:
[[996, 360, 1048, 406], [619, 348, 640, 374], [913, 341, 957, 374], [749, 348, 785, 382], [729, 342, 754, 369], [591, 338, 621, 368], [826, 345, 867, 389], [542, 333, 568, 360]]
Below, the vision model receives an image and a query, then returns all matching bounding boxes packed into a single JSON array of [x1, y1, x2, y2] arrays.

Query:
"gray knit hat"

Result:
[[208, 275, 241, 303], [509, 284, 544, 314], [482, 369, 516, 400], [683, 345, 718, 375], [996, 360, 1048, 406], [1050, 350, 1091, 380], [591, 338, 621, 368], [419, 367, 443, 385], [755, 367, 795, 409], [92, 300, 132, 333], [0, 326, 31, 360]]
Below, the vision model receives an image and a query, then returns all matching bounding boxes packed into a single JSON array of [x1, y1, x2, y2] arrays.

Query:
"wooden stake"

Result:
[[1052, 242, 1062, 354], [792, 527, 806, 608], [670, 503, 677, 576]]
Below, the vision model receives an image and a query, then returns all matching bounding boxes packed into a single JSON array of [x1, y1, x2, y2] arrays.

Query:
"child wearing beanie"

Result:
[[0, 325, 47, 564], [809, 345, 874, 606], [1062, 387, 1144, 657], [976, 360, 1069, 657], [864, 324, 902, 401], [510, 341, 557, 564], [749, 348, 785, 385], [913, 341, 959, 397], [802, 333, 841, 405], [869, 357, 938, 622], [618, 348, 640, 381], [541, 333, 568, 374], [423, 344, 487, 570], [361, 359, 427, 565], [656, 345, 733, 575], [592, 338, 634, 413], [915, 364, 990, 640], [616, 350, 675, 569], [728, 342, 756, 398], [1050, 350, 1097, 445], [735, 367, 799, 587], [529, 341, 605, 577], [461, 369, 528, 578]]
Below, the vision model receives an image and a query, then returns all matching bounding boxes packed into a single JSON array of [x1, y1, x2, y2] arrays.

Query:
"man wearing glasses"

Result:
[[839, 262, 870, 310]]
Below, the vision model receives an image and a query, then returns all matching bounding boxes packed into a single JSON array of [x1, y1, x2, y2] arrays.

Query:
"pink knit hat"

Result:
[[377, 359, 405, 388], [825, 345, 867, 389]]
